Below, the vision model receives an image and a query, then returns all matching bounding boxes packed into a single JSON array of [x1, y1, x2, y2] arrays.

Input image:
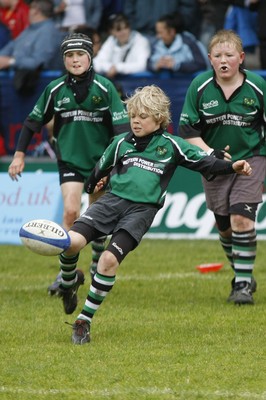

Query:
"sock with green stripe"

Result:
[[76, 272, 116, 325], [232, 229, 257, 284], [90, 236, 107, 276], [59, 252, 79, 290], [219, 234, 234, 270]]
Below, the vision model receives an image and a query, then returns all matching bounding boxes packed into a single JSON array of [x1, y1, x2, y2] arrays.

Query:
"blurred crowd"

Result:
[[0, 0, 264, 79]]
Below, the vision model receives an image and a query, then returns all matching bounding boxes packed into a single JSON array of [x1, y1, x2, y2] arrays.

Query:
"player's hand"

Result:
[[232, 160, 252, 176], [210, 145, 231, 161], [222, 145, 231, 161], [8, 153, 25, 181], [93, 178, 105, 193]]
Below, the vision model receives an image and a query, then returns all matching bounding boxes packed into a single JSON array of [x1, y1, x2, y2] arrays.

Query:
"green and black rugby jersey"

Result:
[[24, 73, 129, 177], [178, 69, 266, 161], [86, 130, 236, 208]]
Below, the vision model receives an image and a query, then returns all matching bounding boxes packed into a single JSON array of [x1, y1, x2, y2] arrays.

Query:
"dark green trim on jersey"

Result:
[[86, 130, 236, 208], [179, 69, 266, 161], [18, 73, 129, 177]]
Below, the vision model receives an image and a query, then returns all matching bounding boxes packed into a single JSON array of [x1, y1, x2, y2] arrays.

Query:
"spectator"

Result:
[[249, 0, 266, 69], [0, 0, 63, 71], [224, 5, 260, 69], [93, 13, 151, 79], [53, 0, 102, 32], [0, 20, 11, 48], [0, 0, 29, 38], [224, 5, 258, 53], [198, 0, 259, 51], [99, 0, 123, 38], [123, 0, 201, 45], [0, 0, 64, 95], [149, 13, 209, 74], [0, 131, 6, 155], [198, 0, 227, 50], [72, 26, 102, 56]]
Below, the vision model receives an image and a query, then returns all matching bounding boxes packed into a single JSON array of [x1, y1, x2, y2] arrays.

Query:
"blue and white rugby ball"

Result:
[[19, 219, 70, 256]]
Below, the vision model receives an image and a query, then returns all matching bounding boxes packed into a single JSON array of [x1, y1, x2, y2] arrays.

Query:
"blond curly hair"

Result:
[[124, 85, 171, 130]]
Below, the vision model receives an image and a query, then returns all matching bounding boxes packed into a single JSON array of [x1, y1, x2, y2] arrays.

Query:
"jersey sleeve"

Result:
[[107, 81, 130, 135], [178, 78, 203, 139], [15, 84, 55, 152], [171, 135, 234, 181], [85, 135, 125, 193], [28, 84, 55, 125]]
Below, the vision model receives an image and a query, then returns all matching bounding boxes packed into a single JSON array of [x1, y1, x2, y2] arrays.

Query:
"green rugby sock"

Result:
[[232, 229, 256, 284], [90, 236, 107, 270], [219, 234, 234, 270], [59, 253, 79, 289], [77, 272, 115, 324]]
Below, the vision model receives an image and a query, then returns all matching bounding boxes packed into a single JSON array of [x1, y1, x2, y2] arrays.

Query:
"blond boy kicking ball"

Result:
[[57, 85, 252, 344]]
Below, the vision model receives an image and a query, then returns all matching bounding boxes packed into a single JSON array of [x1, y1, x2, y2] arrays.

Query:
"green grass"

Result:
[[1, 239, 266, 400]]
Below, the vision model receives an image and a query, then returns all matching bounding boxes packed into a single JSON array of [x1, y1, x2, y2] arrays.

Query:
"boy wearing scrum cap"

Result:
[[8, 33, 130, 302]]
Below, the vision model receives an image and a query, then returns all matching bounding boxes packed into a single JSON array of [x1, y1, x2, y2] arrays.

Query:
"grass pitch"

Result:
[[1, 239, 266, 400]]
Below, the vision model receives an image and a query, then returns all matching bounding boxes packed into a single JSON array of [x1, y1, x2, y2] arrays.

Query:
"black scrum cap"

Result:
[[61, 33, 93, 59]]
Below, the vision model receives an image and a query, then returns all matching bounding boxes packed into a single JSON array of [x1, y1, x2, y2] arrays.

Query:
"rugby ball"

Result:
[[19, 219, 70, 256]]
